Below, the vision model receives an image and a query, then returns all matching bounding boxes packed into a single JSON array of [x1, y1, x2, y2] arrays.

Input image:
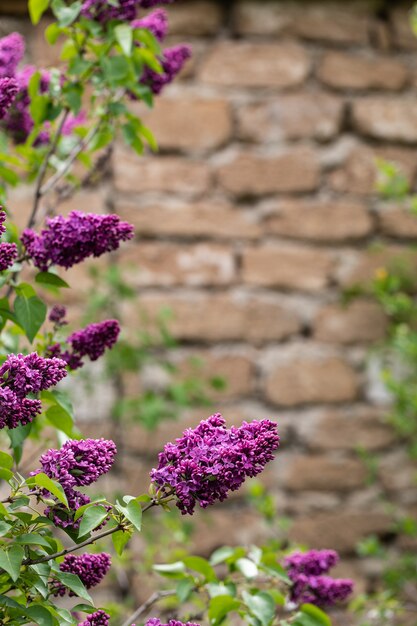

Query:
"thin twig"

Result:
[[24, 523, 124, 565], [121, 589, 177, 626], [39, 124, 101, 198], [27, 109, 70, 230]]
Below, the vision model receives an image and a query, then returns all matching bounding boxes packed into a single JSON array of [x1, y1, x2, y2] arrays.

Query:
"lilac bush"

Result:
[[0, 1, 354, 624]]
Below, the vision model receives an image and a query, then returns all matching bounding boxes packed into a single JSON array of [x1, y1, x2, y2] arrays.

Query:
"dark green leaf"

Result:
[[176, 578, 194, 603], [208, 595, 241, 626], [29, 473, 68, 507], [54, 571, 92, 603], [25, 605, 55, 626], [35, 271, 69, 288], [14, 294, 47, 343], [0, 545, 24, 581], [78, 505, 108, 537], [112, 528, 132, 556]]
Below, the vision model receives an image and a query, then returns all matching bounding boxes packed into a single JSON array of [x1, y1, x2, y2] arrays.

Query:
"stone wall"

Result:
[[2, 0, 417, 597]]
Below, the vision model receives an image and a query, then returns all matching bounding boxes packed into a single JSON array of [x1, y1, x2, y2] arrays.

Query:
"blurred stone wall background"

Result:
[[2, 0, 417, 596]]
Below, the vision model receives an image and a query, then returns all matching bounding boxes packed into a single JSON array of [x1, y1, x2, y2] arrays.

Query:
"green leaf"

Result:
[[45, 23, 62, 45], [176, 578, 194, 603], [0, 545, 24, 581], [122, 121, 143, 155], [101, 56, 131, 83], [74, 498, 107, 522], [207, 583, 236, 599], [45, 405, 77, 438], [14, 294, 47, 343], [25, 605, 55, 626], [0, 522, 11, 536], [243, 591, 276, 626], [183, 556, 216, 582], [300, 604, 332, 626], [51, 0, 82, 26], [0, 452, 13, 470], [115, 24, 133, 56], [30, 473, 68, 507], [29, 0, 50, 24], [15, 533, 51, 548], [210, 546, 235, 565], [236, 557, 258, 579], [54, 571, 92, 603], [208, 595, 241, 626], [35, 271, 69, 288], [153, 561, 186, 577], [116, 498, 142, 532], [0, 468, 13, 482], [112, 528, 132, 555], [78, 505, 108, 537]]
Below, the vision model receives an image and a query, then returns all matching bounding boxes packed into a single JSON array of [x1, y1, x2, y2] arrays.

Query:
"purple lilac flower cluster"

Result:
[[4, 64, 51, 145], [151, 414, 280, 515], [0, 77, 18, 120], [0, 352, 67, 429], [34, 438, 116, 529], [81, 0, 174, 23], [141, 45, 191, 95], [52, 553, 111, 596], [146, 621, 199, 626], [78, 610, 111, 626], [0, 32, 85, 144], [285, 549, 354, 608], [21, 211, 134, 271], [47, 319, 120, 370], [132, 9, 168, 41], [0, 210, 17, 271], [0, 33, 24, 78], [49, 305, 67, 327]]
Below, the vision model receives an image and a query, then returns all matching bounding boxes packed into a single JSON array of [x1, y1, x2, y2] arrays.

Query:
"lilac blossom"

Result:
[[0, 352, 67, 399], [52, 553, 111, 596], [285, 549, 354, 608], [141, 44, 191, 94], [0, 77, 18, 119], [0, 387, 41, 429], [0, 242, 17, 270], [21, 211, 134, 271], [81, 0, 140, 23], [132, 9, 168, 41], [151, 414, 279, 514], [68, 319, 120, 362], [285, 550, 339, 577], [146, 621, 200, 626], [0, 32, 24, 78], [0, 209, 18, 269], [38, 438, 117, 491], [2, 66, 51, 144], [35, 438, 116, 529], [47, 319, 120, 370], [0, 210, 6, 237], [48, 305, 67, 326], [139, 0, 175, 7], [0, 353, 67, 429], [78, 610, 111, 626]]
